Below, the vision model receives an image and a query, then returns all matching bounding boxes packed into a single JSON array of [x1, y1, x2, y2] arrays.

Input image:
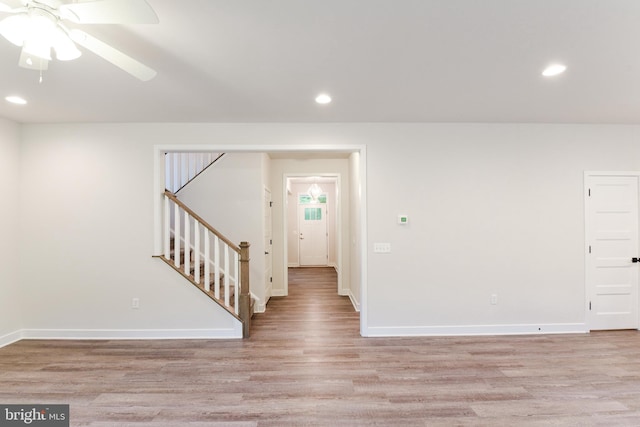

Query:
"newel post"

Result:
[[239, 241, 251, 338]]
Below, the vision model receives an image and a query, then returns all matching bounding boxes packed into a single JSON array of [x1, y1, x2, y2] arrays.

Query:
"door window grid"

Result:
[[304, 208, 322, 221]]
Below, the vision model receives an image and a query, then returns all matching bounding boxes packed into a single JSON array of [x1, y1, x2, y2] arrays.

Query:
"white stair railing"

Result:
[[165, 152, 224, 194], [163, 190, 241, 315]]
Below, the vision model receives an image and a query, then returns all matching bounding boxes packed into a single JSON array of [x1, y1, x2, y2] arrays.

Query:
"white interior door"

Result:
[[586, 174, 639, 330], [264, 187, 273, 303], [298, 203, 328, 266]]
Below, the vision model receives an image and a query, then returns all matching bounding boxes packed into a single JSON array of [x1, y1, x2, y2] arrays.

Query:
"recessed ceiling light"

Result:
[[315, 93, 332, 104], [542, 64, 567, 77], [5, 95, 27, 105]]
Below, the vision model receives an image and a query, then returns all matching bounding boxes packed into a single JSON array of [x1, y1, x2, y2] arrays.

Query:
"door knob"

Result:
[[633, 257, 640, 263]]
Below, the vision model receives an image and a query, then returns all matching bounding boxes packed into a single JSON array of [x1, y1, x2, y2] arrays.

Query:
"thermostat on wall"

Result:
[[398, 214, 409, 225]]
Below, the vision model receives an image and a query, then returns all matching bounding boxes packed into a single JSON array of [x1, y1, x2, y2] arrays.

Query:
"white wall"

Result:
[[18, 125, 243, 339], [177, 153, 266, 310], [364, 124, 640, 335], [15, 122, 640, 339], [0, 118, 22, 346]]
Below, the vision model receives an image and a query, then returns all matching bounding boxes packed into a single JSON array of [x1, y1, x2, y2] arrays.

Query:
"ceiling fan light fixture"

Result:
[[0, 14, 30, 46], [21, 10, 57, 60], [22, 37, 51, 61], [19, 48, 49, 71], [0, 0, 158, 81], [52, 27, 81, 60]]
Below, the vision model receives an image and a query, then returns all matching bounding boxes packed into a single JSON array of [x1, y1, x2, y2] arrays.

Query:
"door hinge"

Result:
[[588, 188, 591, 197], [589, 245, 592, 254], [270, 201, 273, 207], [589, 301, 592, 311], [270, 239, 272, 245], [270, 277, 272, 283]]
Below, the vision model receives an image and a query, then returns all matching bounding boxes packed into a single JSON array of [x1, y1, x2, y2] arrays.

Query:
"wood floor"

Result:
[[2, 267, 640, 426]]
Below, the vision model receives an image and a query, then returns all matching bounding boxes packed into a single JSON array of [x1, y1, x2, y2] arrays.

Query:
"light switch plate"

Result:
[[373, 243, 391, 253]]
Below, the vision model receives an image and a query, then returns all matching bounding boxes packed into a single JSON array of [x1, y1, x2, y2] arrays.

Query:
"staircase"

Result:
[[165, 236, 254, 316], [156, 152, 253, 338]]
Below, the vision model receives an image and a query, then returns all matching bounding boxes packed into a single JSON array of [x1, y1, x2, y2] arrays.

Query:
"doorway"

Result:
[[153, 145, 368, 336], [585, 172, 640, 330], [286, 176, 338, 271]]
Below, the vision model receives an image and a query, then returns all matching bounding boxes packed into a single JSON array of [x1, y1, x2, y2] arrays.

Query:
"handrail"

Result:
[[164, 190, 240, 253], [174, 153, 225, 194], [165, 152, 225, 194]]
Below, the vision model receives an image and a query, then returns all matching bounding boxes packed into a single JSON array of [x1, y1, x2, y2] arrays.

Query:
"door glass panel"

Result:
[[304, 208, 322, 221], [299, 194, 327, 204]]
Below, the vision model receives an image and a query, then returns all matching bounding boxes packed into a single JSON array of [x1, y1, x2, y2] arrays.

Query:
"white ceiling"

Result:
[[2, 0, 640, 124]]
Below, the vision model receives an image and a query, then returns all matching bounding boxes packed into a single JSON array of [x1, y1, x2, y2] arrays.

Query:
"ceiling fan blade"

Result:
[[70, 29, 156, 81], [60, 0, 158, 24]]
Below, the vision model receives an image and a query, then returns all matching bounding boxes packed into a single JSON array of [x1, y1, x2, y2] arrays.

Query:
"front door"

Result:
[[298, 202, 328, 266], [586, 174, 640, 330]]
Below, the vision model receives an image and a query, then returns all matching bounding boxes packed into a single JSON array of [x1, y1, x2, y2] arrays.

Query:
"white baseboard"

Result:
[[347, 291, 360, 312], [0, 330, 23, 348], [15, 326, 242, 341], [287, 263, 299, 268], [271, 290, 287, 297], [365, 323, 588, 337]]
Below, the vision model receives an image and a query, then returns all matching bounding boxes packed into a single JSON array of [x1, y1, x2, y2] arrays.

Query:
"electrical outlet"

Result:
[[132, 298, 140, 309], [490, 294, 498, 305]]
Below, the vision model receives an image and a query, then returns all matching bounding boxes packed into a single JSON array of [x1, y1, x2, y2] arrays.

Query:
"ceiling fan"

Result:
[[0, 0, 158, 81]]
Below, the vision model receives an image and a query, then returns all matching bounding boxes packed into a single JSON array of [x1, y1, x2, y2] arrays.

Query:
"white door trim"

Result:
[[263, 186, 273, 308], [584, 171, 640, 331]]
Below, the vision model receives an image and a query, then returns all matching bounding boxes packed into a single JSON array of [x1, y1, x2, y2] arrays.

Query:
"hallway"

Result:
[[251, 267, 359, 340]]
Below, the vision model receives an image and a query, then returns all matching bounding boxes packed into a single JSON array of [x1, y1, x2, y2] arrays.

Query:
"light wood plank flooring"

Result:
[[2, 267, 640, 426]]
